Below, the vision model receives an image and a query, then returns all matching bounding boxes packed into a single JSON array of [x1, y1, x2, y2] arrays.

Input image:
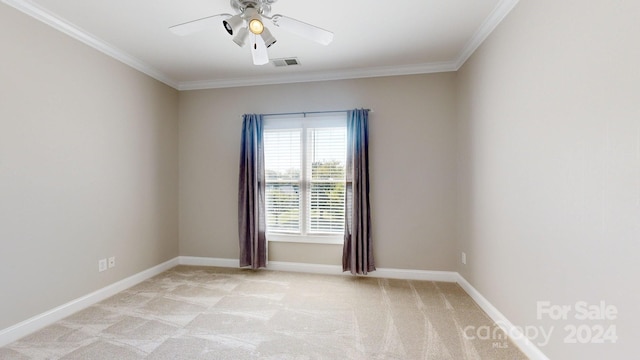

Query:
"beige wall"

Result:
[[0, 4, 179, 330], [179, 74, 458, 271], [456, 0, 639, 358]]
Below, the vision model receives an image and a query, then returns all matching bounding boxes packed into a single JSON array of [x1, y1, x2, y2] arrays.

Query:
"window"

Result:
[[263, 113, 347, 244]]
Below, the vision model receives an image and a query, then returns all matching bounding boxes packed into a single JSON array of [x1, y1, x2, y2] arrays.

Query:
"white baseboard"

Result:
[[0, 255, 548, 360], [0, 257, 179, 347], [179, 256, 239, 268], [456, 274, 550, 360], [178, 256, 458, 282], [267, 261, 344, 275], [373, 267, 458, 282], [179, 257, 344, 275]]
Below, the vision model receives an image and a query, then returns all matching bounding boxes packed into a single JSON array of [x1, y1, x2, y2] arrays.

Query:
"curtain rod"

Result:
[[261, 108, 372, 117]]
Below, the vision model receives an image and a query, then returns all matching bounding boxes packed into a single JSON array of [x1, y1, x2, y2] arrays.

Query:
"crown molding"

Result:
[[454, 0, 521, 69], [177, 61, 458, 90], [3, 0, 519, 91], [2, 0, 179, 89]]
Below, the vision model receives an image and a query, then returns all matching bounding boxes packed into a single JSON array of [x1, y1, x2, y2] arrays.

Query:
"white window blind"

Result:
[[264, 129, 301, 233], [264, 114, 347, 243], [307, 127, 346, 233]]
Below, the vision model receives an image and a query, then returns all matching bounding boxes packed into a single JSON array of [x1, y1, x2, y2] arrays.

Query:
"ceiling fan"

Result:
[[169, 0, 334, 65]]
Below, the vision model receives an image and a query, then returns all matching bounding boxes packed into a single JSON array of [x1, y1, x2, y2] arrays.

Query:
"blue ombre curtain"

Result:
[[343, 109, 375, 275], [238, 114, 267, 269]]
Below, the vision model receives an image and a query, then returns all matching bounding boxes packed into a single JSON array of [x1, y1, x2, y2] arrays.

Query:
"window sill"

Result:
[[267, 234, 344, 245]]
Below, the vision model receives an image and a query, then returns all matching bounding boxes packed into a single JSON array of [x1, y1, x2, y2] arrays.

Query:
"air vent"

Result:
[[272, 57, 300, 67]]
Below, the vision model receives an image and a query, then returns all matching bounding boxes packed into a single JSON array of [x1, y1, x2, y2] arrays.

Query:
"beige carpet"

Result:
[[0, 266, 527, 359]]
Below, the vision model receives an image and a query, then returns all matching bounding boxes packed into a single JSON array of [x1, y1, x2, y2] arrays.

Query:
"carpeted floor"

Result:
[[0, 266, 528, 359]]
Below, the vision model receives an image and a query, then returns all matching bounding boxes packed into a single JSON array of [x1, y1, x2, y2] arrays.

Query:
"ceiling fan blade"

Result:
[[251, 34, 269, 65], [169, 14, 231, 36], [269, 14, 334, 45]]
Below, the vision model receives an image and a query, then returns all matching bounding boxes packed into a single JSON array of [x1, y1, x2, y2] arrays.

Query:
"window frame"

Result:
[[263, 113, 347, 245]]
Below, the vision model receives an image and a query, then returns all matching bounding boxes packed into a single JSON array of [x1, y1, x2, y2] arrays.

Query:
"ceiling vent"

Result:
[[272, 58, 301, 67]]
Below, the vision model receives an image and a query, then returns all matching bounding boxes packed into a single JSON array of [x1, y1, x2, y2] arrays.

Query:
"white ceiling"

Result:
[[4, 0, 520, 90]]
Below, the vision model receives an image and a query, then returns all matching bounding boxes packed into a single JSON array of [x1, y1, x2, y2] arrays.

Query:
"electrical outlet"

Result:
[[108, 257, 115, 268], [98, 259, 107, 272], [461, 252, 467, 265]]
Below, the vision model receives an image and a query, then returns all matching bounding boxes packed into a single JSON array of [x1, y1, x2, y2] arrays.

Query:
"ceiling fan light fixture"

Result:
[[249, 18, 264, 34], [233, 27, 249, 47], [261, 27, 276, 48], [223, 14, 243, 35]]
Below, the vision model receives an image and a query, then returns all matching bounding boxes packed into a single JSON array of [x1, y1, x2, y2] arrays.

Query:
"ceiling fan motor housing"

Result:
[[230, 0, 276, 16], [225, 0, 273, 36]]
